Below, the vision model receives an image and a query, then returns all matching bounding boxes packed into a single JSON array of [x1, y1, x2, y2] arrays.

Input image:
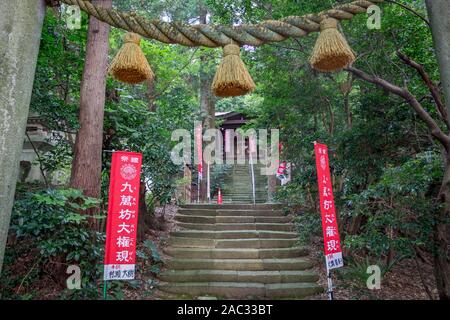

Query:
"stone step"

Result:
[[218, 201, 268, 204], [177, 222, 293, 232], [219, 190, 265, 192], [221, 194, 267, 197], [220, 196, 267, 199], [180, 204, 283, 210], [222, 185, 266, 189], [159, 201, 321, 299], [223, 194, 267, 196], [159, 270, 318, 284], [220, 198, 268, 202], [224, 190, 266, 192], [224, 189, 267, 193], [168, 237, 300, 249], [225, 176, 266, 180], [178, 209, 284, 217], [224, 181, 266, 185], [175, 215, 291, 224], [224, 189, 267, 192], [171, 230, 298, 239], [229, 168, 266, 171], [222, 193, 266, 195], [159, 282, 323, 299], [226, 177, 267, 180], [166, 258, 314, 271], [164, 246, 309, 259]]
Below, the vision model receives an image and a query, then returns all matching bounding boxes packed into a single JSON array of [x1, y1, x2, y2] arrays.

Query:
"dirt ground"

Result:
[[306, 237, 439, 300], [123, 204, 179, 300]]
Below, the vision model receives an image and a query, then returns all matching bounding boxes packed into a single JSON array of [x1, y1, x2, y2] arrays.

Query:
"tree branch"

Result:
[[149, 48, 198, 100], [345, 66, 450, 150], [385, 0, 430, 27], [397, 50, 450, 130]]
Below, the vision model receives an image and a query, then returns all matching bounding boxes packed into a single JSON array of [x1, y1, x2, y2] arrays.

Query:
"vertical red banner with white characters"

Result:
[[195, 123, 203, 180], [314, 142, 344, 271], [104, 151, 142, 281]]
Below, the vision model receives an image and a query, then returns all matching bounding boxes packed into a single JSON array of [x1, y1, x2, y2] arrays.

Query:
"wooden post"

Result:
[[0, 0, 46, 274]]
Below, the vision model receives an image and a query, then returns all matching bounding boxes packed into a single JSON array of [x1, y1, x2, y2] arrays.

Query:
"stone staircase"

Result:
[[158, 203, 322, 299], [214, 164, 268, 203]]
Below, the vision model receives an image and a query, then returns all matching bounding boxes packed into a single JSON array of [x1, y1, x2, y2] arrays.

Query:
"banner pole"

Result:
[[327, 269, 334, 300], [103, 280, 108, 300], [197, 173, 200, 203], [249, 152, 256, 204], [207, 162, 210, 203]]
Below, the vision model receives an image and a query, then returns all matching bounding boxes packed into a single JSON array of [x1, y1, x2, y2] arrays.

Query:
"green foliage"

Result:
[[1, 188, 104, 299], [143, 239, 163, 265], [11, 188, 102, 259], [292, 210, 322, 245], [336, 256, 396, 291], [343, 152, 442, 258], [31, 9, 86, 134]]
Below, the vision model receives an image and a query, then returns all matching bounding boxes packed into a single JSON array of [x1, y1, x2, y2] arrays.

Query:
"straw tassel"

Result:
[[108, 32, 154, 84], [310, 18, 356, 72], [212, 43, 256, 97]]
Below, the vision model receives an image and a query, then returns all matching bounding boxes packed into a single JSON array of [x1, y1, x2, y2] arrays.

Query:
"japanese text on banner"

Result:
[[104, 151, 142, 281], [314, 143, 344, 271]]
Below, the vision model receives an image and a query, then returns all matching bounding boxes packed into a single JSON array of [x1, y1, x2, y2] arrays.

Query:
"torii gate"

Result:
[[0, 0, 448, 278]]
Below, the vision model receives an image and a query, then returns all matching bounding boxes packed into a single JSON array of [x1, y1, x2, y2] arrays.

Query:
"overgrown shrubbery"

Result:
[[277, 151, 443, 275], [342, 151, 442, 262], [1, 187, 104, 299]]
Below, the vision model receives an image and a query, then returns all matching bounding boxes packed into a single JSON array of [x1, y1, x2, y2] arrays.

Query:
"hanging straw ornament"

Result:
[[212, 43, 256, 97], [108, 32, 154, 84], [309, 17, 356, 72]]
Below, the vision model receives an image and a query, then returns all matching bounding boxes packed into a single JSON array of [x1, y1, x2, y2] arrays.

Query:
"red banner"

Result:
[[104, 151, 142, 280], [195, 123, 203, 180], [314, 143, 343, 271], [276, 161, 286, 176]]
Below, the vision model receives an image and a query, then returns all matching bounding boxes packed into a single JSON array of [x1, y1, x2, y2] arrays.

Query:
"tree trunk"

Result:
[[343, 74, 353, 129], [267, 174, 277, 202], [146, 80, 156, 112], [426, 0, 450, 117], [69, 0, 111, 220], [0, 0, 46, 275], [418, 2, 450, 299], [199, 7, 215, 202], [434, 156, 450, 300]]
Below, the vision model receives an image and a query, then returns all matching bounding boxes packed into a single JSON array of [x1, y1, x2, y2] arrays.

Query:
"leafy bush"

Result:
[[1, 188, 104, 299], [136, 239, 164, 276], [343, 151, 442, 260], [292, 210, 322, 245]]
